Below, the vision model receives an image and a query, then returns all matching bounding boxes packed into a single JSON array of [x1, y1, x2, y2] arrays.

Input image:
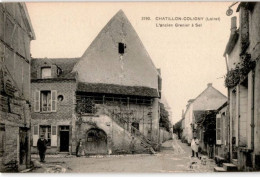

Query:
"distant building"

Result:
[[0, 3, 35, 171], [182, 83, 227, 145], [30, 10, 162, 155], [223, 2, 260, 171]]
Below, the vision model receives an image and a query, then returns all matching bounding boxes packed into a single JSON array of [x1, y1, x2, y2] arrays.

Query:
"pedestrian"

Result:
[[130, 136, 135, 154], [37, 135, 48, 162], [208, 137, 214, 159], [76, 139, 83, 157], [191, 136, 199, 158]]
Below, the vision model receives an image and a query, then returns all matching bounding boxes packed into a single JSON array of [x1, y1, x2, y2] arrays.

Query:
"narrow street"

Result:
[[30, 139, 216, 173]]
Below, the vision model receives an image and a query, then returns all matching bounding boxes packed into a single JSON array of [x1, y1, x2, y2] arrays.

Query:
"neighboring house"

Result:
[[182, 83, 227, 145], [223, 2, 260, 171], [0, 3, 35, 171], [30, 10, 161, 155], [30, 58, 79, 154], [214, 102, 229, 166]]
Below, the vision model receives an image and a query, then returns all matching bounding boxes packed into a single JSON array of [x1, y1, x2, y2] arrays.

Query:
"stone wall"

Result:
[[0, 3, 33, 172], [0, 95, 31, 172]]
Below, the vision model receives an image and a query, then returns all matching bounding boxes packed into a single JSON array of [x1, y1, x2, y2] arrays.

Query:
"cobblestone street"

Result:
[[30, 139, 216, 173]]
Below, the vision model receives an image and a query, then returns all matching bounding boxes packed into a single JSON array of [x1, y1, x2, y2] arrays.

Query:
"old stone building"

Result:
[[0, 3, 35, 171], [30, 10, 161, 155], [73, 10, 161, 155], [223, 2, 260, 171]]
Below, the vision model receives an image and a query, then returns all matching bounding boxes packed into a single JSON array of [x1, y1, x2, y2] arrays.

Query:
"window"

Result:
[[39, 125, 51, 146], [41, 67, 51, 79], [41, 91, 51, 112], [34, 90, 57, 112], [0, 124, 5, 157], [216, 114, 222, 144], [118, 42, 125, 54]]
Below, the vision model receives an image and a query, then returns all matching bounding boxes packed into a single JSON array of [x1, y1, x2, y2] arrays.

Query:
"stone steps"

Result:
[[223, 163, 238, 172], [214, 155, 226, 167], [214, 166, 226, 172], [232, 159, 238, 166]]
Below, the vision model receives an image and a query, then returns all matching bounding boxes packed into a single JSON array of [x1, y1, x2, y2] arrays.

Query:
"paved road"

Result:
[[30, 139, 216, 173]]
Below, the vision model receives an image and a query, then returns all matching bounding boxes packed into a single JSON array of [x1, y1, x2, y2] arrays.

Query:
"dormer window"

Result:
[[41, 67, 51, 79]]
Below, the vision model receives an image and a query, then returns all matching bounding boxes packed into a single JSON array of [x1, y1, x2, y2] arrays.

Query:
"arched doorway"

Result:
[[85, 128, 107, 154]]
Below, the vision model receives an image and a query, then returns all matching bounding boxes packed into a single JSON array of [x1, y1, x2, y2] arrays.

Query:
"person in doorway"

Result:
[[208, 137, 214, 159], [37, 135, 48, 162], [191, 136, 199, 158], [130, 136, 136, 154], [76, 139, 83, 157]]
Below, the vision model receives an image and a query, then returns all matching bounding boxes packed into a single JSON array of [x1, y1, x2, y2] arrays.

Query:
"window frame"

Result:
[[41, 67, 52, 79]]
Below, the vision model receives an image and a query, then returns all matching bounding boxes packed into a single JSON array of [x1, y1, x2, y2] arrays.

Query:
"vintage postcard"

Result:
[[0, 1, 260, 173]]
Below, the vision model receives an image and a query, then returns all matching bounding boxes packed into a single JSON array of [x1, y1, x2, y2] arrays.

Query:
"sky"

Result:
[[26, 2, 239, 124]]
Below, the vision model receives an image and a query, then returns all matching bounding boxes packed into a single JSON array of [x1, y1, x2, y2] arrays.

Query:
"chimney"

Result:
[[231, 16, 237, 33], [207, 83, 212, 87]]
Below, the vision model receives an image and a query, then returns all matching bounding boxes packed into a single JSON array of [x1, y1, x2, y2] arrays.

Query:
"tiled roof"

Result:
[[77, 82, 159, 98], [31, 58, 79, 80]]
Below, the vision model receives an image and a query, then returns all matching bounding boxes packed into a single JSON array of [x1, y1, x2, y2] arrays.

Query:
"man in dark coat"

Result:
[[37, 135, 48, 162]]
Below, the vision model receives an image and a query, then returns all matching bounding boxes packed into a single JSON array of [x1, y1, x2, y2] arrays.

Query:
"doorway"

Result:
[[60, 126, 69, 152], [85, 128, 107, 154], [19, 128, 28, 168]]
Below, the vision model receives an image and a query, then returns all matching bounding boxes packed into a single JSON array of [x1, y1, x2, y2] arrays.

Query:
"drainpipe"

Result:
[[237, 85, 240, 147], [251, 70, 255, 151]]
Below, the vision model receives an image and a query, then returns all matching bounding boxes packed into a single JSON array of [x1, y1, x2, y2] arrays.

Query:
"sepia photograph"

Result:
[[0, 1, 260, 174]]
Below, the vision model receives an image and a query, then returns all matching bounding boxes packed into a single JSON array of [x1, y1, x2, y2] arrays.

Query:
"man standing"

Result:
[[37, 135, 48, 162], [191, 136, 199, 158]]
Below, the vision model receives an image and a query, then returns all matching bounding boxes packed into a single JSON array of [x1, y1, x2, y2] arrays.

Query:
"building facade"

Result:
[[30, 58, 78, 154], [0, 3, 35, 171], [223, 2, 260, 171], [30, 10, 161, 155]]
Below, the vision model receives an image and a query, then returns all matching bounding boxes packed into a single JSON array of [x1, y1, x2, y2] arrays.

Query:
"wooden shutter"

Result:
[[51, 125, 57, 146], [51, 90, 57, 112], [33, 125, 39, 146], [34, 91, 40, 112], [216, 114, 222, 144]]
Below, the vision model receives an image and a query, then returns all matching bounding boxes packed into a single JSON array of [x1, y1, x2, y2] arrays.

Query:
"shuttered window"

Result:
[[51, 126, 57, 146], [216, 114, 222, 144], [51, 90, 57, 112], [33, 125, 39, 146], [52, 125, 57, 135], [34, 91, 40, 112], [33, 125, 38, 135], [34, 90, 57, 112]]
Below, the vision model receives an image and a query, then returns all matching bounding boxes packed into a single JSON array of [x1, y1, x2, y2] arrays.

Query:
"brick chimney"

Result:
[[207, 83, 212, 87]]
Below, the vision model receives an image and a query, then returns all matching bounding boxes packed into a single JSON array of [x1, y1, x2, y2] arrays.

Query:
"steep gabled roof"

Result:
[[73, 10, 159, 90], [192, 84, 227, 111]]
